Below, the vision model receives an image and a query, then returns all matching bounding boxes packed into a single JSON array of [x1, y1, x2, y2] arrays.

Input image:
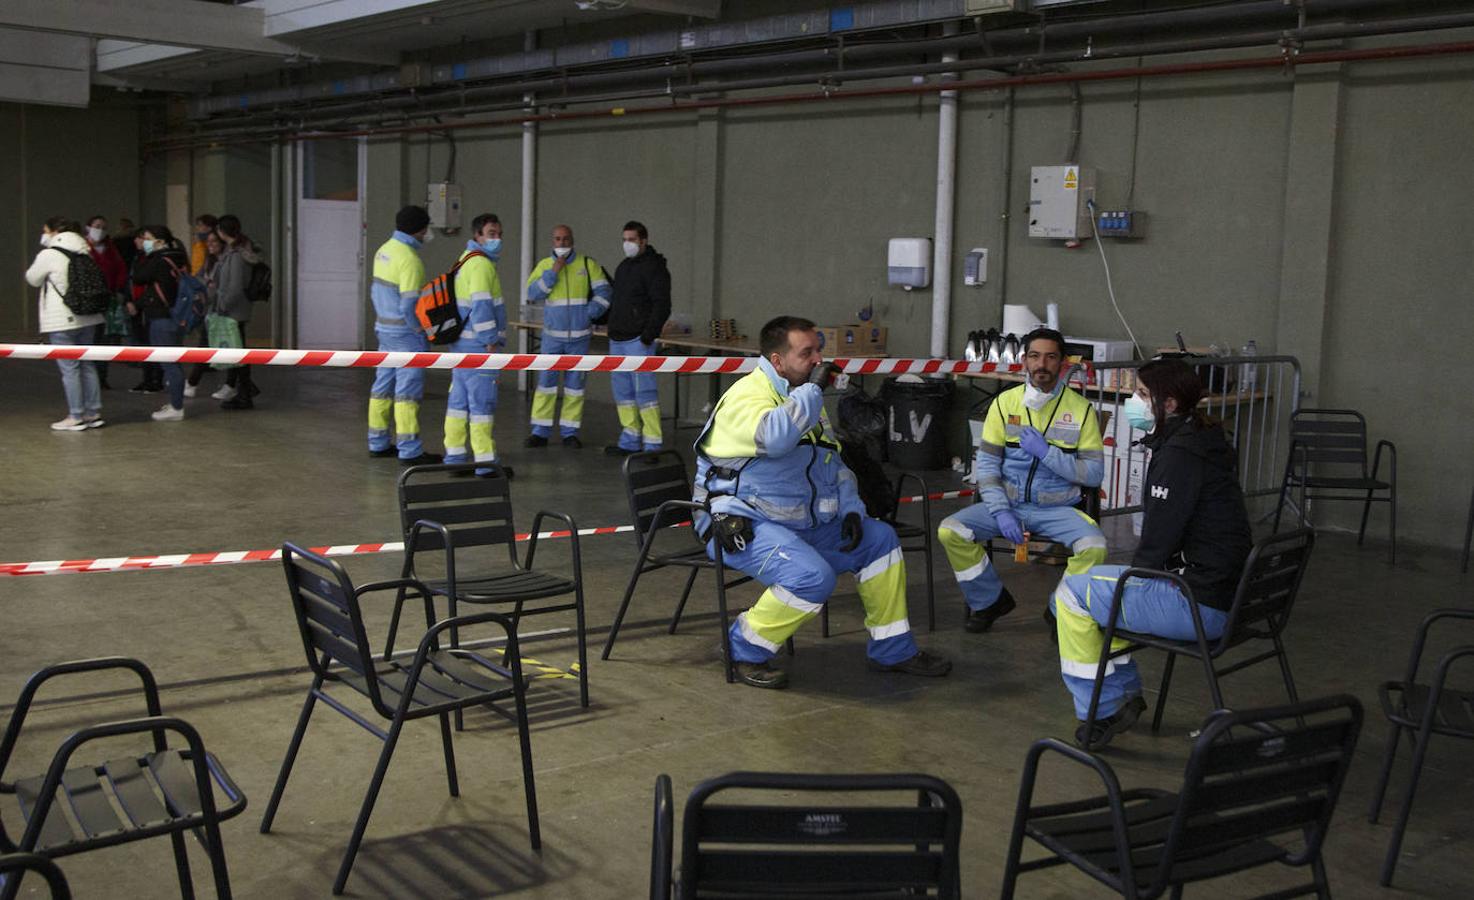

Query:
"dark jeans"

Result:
[[147, 317, 185, 409]]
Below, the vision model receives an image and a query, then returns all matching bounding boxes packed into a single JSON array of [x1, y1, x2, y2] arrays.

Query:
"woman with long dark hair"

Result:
[[130, 224, 191, 420], [1053, 358, 1252, 748]]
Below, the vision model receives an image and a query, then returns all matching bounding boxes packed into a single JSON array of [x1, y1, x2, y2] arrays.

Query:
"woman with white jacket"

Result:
[[26, 217, 104, 430]]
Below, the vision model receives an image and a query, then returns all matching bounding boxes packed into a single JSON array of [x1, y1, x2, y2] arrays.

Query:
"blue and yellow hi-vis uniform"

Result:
[[367, 231, 428, 459], [443, 243, 507, 468], [525, 251, 611, 438], [938, 382, 1107, 615], [694, 360, 918, 666]]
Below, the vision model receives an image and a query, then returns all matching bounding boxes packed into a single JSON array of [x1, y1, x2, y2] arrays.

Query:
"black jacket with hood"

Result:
[[1134, 414, 1252, 610], [131, 244, 192, 320], [605, 245, 671, 344]]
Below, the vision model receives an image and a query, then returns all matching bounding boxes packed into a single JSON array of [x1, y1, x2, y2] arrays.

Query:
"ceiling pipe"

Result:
[[145, 37, 1474, 153]]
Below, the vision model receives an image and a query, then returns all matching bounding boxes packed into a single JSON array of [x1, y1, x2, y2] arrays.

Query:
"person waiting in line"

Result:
[[84, 215, 128, 390], [211, 215, 263, 410], [129, 225, 191, 421], [124, 226, 163, 394], [523, 224, 611, 450], [442, 212, 511, 476], [27, 217, 105, 431], [694, 315, 952, 689], [937, 327, 1107, 633], [601, 220, 671, 457], [1054, 358, 1252, 748], [367, 205, 440, 465], [184, 230, 225, 398], [189, 214, 218, 275]]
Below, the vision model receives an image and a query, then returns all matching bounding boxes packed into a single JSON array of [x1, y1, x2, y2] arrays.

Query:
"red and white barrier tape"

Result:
[[0, 343, 1029, 376], [0, 490, 976, 578]]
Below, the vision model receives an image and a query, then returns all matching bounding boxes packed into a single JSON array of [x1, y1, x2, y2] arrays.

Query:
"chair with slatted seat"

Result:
[[1079, 528, 1315, 751], [0, 658, 246, 900], [0, 852, 70, 899], [1273, 408, 1397, 564], [259, 543, 539, 896], [1002, 694, 1362, 899], [653, 771, 963, 898], [1367, 607, 1474, 887], [385, 462, 589, 707], [820, 471, 939, 638], [601, 450, 754, 683]]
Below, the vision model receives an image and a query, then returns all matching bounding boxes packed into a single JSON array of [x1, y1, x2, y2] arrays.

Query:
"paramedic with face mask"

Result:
[[441, 213, 511, 475], [523, 224, 611, 449], [367, 205, 439, 465], [937, 327, 1107, 633]]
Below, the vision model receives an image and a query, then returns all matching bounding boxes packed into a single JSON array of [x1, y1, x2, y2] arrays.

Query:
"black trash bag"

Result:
[[835, 386, 898, 522]]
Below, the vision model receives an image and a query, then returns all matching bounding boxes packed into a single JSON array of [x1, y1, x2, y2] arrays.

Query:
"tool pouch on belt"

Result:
[[710, 513, 754, 554]]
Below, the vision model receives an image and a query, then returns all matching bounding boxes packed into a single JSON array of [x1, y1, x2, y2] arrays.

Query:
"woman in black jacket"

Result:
[[130, 225, 192, 420], [1054, 358, 1252, 748]]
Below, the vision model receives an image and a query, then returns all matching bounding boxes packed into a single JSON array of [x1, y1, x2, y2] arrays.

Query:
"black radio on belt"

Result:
[[711, 513, 754, 554]]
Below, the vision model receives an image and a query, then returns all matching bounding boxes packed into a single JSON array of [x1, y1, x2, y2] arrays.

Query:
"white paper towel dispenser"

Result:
[[887, 238, 931, 290]]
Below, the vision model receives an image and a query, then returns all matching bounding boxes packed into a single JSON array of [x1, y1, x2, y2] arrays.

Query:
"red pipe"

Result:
[[146, 38, 1474, 153]]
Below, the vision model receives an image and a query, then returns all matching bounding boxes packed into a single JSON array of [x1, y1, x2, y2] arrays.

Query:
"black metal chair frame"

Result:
[[0, 852, 70, 899], [1367, 607, 1474, 887], [656, 771, 963, 899], [602, 451, 754, 683], [260, 543, 539, 896], [387, 462, 589, 708], [1080, 529, 1315, 751], [821, 471, 938, 637], [1273, 407, 1397, 564], [1461, 485, 1473, 574], [0, 658, 245, 900], [1002, 695, 1363, 900]]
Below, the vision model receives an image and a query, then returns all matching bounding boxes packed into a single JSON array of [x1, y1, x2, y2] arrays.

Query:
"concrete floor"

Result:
[[1, 360, 1470, 899]]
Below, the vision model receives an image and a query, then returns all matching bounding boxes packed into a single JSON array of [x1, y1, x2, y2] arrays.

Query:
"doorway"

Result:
[[295, 138, 365, 349]]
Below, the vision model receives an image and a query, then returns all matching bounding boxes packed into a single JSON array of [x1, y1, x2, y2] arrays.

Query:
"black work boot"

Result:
[[868, 649, 952, 677], [964, 589, 1017, 633], [1075, 696, 1147, 750], [733, 660, 788, 689]]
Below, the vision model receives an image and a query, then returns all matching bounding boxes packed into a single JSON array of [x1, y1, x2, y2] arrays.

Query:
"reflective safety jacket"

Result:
[[977, 382, 1104, 513], [525, 252, 611, 340], [453, 243, 506, 347], [371, 231, 426, 336], [693, 361, 866, 531]]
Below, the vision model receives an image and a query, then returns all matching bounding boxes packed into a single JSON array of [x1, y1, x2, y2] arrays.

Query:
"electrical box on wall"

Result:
[[426, 182, 462, 230], [887, 238, 931, 290], [1027, 165, 1095, 239], [1095, 208, 1146, 239]]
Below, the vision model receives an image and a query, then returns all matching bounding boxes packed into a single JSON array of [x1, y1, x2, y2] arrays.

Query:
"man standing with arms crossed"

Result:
[[603, 220, 671, 456], [524, 224, 611, 449]]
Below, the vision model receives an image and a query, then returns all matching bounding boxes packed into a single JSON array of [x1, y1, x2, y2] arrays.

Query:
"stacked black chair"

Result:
[[652, 771, 963, 898], [0, 658, 245, 900], [1274, 408, 1397, 563], [1003, 695, 1362, 899], [260, 543, 539, 896], [0, 852, 70, 899], [1080, 528, 1314, 750], [389, 462, 589, 707], [602, 451, 754, 683], [1368, 607, 1474, 887], [822, 471, 939, 637]]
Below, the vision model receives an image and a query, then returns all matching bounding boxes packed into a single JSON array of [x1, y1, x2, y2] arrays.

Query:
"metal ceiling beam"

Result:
[[0, 0, 394, 64], [626, 0, 722, 17]]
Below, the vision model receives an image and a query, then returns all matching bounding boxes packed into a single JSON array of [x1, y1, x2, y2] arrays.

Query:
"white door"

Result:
[[296, 139, 365, 349]]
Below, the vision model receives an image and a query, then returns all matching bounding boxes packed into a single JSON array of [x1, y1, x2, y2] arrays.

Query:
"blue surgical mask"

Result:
[[480, 237, 502, 260], [141, 239, 157, 254], [1124, 394, 1154, 432]]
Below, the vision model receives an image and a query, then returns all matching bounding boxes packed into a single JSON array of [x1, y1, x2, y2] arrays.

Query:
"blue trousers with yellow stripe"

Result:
[[711, 515, 918, 666], [530, 333, 589, 438], [937, 502, 1107, 611], [610, 337, 663, 451], [367, 330, 428, 459], [1053, 565, 1229, 719], [443, 334, 500, 471]]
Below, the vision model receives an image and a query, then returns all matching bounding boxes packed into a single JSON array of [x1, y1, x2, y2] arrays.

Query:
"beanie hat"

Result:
[[395, 205, 430, 235]]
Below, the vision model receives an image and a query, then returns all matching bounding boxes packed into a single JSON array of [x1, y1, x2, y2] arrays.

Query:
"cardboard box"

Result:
[[817, 324, 886, 355]]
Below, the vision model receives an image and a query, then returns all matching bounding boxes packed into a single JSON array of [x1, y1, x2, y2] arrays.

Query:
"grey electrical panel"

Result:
[[1027, 165, 1095, 239], [427, 182, 462, 230]]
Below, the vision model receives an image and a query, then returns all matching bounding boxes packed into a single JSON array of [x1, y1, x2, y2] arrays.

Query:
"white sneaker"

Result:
[[82, 416, 105, 429], [50, 417, 86, 432], [183, 383, 198, 398], [151, 405, 185, 422], [211, 385, 237, 401]]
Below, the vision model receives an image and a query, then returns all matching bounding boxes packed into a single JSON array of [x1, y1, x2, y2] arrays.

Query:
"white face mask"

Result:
[[622, 240, 640, 258], [39, 232, 51, 247], [553, 246, 572, 259], [87, 226, 105, 243], [421, 229, 435, 244], [1022, 382, 1057, 410]]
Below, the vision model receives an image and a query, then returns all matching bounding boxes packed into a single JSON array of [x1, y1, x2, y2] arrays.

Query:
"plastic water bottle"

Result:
[[1239, 340, 1258, 394]]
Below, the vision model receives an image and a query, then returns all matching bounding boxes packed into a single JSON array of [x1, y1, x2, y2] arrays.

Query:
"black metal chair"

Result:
[[0, 658, 245, 900], [387, 462, 589, 707], [1002, 695, 1363, 899], [1461, 484, 1473, 574], [0, 853, 70, 899], [821, 471, 938, 637], [1273, 408, 1397, 563], [260, 543, 539, 896], [650, 775, 674, 900], [601, 451, 755, 683], [1080, 528, 1315, 750], [653, 771, 963, 898], [1367, 607, 1474, 887]]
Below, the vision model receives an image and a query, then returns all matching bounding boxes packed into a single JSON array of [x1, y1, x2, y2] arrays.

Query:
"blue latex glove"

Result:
[[995, 510, 1026, 545], [1018, 426, 1050, 460]]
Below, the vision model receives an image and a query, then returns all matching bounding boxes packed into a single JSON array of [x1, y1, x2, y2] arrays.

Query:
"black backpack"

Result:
[[245, 259, 272, 302], [49, 247, 111, 316], [835, 386, 900, 522]]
